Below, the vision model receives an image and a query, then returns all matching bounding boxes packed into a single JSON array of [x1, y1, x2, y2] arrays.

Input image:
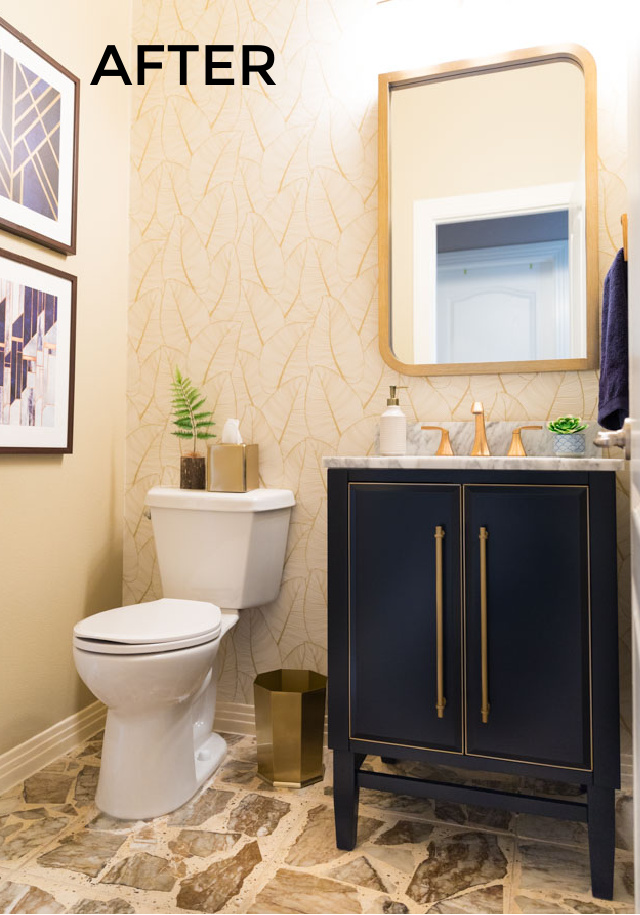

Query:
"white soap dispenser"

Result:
[[379, 385, 407, 455]]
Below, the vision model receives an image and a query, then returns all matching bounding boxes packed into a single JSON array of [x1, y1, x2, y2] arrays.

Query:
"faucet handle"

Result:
[[421, 426, 454, 456], [508, 425, 543, 457]]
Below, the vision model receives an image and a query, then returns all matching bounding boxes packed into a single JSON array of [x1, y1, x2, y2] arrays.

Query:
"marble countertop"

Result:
[[322, 455, 625, 471]]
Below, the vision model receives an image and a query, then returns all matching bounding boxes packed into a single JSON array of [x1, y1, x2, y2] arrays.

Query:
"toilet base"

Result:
[[195, 731, 228, 785]]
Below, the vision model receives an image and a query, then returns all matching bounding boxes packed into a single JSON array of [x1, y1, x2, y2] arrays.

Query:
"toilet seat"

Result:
[[73, 598, 222, 655]]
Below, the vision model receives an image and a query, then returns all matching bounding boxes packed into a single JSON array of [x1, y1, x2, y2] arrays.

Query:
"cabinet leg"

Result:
[[333, 751, 364, 850], [587, 785, 615, 900]]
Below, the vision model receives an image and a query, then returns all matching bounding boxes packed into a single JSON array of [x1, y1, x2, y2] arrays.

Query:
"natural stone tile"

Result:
[[219, 759, 258, 785], [248, 867, 362, 914], [0, 824, 21, 840], [37, 831, 126, 877], [378, 902, 408, 915], [0, 883, 65, 913], [285, 804, 382, 867], [365, 844, 416, 875], [101, 851, 177, 891], [407, 830, 508, 905], [375, 819, 433, 846], [516, 814, 588, 847], [616, 795, 633, 851], [431, 885, 505, 913], [11, 808, 49, 820], [329, 855, 388, 891], [77, 739, 103, 760], [434, 800, 513, 832], [517, 842, 591, 896], [176, 839, 262, 912], [168, 828, 240, 858], [0, 815, 71, 862], [86, 813, 139, 833], [563, 901, 608, 914], [219, 732, 246, 747], [614, 856, 634, 903], [69, 899, 135, 914], [0, 882, 29, 912], [522, 779, 585, 799], [74, 766, 100, 806], [23, 768, 74, 805], [167, 787, 234, 827], [227, 793, 290, 836], [513, 895, 572, 913], [359, 787, 434, 817]]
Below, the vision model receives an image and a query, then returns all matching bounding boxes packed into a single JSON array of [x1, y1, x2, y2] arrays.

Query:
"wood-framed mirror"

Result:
[[378, 45, 598, 376]]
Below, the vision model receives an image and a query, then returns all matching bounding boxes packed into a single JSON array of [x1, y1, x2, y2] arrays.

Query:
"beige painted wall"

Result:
[[0, 1, 131, 754], [126, 0, 631, 749]]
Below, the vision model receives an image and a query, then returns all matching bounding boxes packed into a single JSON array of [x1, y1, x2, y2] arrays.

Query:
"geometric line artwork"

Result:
[[0, 277, 57, 427], [0, 48, 60, 219]]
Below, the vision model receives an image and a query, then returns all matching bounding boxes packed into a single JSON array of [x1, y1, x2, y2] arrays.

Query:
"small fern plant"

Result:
[[170, 367, 216, 455]]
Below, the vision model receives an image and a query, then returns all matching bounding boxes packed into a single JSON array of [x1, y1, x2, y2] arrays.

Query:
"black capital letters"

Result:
[[242, 45, 275, 86], [168, 45, 199, 85], [137, 45, 165, 85], [205, 45, 234, 85], [90, 45, 132, 85]]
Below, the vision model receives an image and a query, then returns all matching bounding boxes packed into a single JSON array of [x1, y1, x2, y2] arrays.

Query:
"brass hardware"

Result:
[[254, 669, 327, 787], [387, 385, 408, 405], [434, 526, 446, 718], [422, 426, 454, 456], [471, 402, 491, 456], [479, 526, 490, 724], [507, 425, 543, 456], [208, 443, 259, 492]]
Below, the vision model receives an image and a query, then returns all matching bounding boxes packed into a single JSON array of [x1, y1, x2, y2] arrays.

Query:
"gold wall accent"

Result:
[[126, 0, 631, 755]]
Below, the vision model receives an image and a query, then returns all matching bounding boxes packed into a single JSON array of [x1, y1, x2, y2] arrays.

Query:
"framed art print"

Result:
[[0, 247, 76, 452], [0, 17, 79, 254]]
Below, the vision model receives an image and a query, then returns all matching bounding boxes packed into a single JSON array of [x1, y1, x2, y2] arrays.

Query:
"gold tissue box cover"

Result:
[[208, 443, 259, 492]]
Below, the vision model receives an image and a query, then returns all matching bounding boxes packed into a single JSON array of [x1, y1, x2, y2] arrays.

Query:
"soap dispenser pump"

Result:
[[380, 385, 407, 455]]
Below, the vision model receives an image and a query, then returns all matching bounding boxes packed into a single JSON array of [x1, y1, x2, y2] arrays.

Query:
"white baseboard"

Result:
[[214, 700, 256, 736], [0, 700, 106, 796], [1, 699, 632, 796]]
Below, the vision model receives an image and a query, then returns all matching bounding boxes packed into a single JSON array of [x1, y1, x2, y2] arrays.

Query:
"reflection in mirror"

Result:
[[379, 47, 598, 375]]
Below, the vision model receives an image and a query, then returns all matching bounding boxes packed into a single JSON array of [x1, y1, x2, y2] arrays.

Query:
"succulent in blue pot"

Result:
[[547, 415, 588, 457]]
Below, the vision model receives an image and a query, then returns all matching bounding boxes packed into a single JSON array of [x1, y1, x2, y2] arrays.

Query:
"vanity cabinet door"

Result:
[[464, 485, 591, 770], [349, 483, 462, 753]]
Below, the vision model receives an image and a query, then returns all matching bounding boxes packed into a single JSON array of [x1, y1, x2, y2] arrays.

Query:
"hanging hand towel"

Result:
[[598, 247, 628, 431]]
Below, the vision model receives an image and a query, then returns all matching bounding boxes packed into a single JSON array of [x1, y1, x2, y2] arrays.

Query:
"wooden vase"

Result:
[[180, 453, 206, 490]]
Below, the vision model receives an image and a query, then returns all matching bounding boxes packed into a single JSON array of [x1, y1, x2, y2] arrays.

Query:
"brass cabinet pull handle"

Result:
[[480, 526, 490, 723], [435, 526, 446, 718]]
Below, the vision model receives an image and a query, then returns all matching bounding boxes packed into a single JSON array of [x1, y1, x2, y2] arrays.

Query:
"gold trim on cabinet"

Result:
[[435, 525, 446, 718], [479, 526, 490, 724], [347, 482, 464, 755], [378, 44, 599, 377]]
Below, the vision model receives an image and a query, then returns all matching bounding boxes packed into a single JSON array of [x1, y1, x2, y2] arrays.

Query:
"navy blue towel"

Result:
[[598, 248, 629, 431]]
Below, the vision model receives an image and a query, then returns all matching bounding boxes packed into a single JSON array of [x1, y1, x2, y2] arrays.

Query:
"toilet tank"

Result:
[[145, 487, 295, 610]]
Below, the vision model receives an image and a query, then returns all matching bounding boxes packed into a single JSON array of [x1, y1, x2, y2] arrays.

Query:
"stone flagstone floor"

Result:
[[0, 731, 635, 914]]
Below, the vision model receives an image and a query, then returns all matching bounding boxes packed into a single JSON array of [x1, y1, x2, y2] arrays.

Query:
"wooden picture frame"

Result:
[[0, 247, 76, 453], [0, 16, 79, 255]]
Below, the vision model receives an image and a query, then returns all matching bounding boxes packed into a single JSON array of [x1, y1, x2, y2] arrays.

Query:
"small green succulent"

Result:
[[547, 415, 588, 435], [170, 367, 216, 454]]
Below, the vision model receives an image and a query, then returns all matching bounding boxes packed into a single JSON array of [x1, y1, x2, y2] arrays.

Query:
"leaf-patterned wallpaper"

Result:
[[126, 0, 630, 746]]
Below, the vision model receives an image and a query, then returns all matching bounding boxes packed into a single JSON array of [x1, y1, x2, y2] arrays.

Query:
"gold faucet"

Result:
[[471, 402, 491, 456]]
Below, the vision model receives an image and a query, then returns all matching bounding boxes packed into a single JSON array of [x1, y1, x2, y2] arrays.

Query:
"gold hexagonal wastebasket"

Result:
[[254, 669, 327, 787]]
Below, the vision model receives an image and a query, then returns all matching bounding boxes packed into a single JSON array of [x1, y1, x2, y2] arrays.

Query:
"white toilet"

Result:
[[73, 486, 295, 819]]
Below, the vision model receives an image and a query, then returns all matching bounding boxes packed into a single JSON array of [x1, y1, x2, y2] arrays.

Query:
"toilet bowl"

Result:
[[73, 487, 294, 819]]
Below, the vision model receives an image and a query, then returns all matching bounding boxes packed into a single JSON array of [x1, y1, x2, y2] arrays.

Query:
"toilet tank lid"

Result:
[[145, 486, 295, 513], [73, 599, 221, 644]]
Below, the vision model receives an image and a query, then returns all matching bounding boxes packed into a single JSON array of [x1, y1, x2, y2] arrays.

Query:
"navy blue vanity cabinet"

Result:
[[464, 485, 591, 770], [328, 468, 620, 900], [349, 483, 462, 753]]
